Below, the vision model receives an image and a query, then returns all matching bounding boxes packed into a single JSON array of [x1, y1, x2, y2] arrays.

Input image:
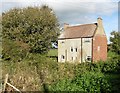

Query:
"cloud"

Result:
[[2, 0, 118, 21], [44, 1, 117, 25], [1, 0, 118, 42], [1, 0, 118, 25]]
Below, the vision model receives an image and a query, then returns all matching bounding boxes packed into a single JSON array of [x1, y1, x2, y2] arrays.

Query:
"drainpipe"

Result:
[[91, 38, 93, 62], [81, 38, 83, 63]]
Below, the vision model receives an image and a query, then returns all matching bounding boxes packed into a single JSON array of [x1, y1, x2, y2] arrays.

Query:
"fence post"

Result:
[[3, 74, 8, 92]]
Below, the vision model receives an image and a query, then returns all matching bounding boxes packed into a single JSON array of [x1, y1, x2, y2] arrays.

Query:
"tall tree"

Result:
[[2, 5, 60, 54], [110, 31, 120, 54]]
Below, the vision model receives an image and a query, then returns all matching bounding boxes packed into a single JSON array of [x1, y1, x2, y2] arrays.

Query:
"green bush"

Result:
[[74, 57, 120, 74], [101, 59, 120, 73], [2, 38, 29, 62], [49, 71, 111, 92]]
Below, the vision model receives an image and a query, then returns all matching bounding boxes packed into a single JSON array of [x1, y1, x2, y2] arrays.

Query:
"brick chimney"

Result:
[[97, 17, 103, 28], [64, 23, 69, 31], [96, 17, 105, 35]]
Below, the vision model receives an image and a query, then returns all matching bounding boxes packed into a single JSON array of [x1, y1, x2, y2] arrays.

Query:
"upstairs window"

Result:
[[75, 48, 77, 52], [60, 41, 65, 44], [84, 38, 90, 43], [61, 41, 65, 43], [71, 47, 73, 52]]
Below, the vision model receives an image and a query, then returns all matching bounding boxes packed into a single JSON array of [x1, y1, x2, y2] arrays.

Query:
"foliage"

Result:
[[101, 58, 120, 73], [2, 3, 120, 92], [109, 31, 120, 54], [49, 71, 111, 92], [2, 52, 120, 92], [2, 59, 41, 91], [2, 6, 60, 54], [2, 38, 29, 62]]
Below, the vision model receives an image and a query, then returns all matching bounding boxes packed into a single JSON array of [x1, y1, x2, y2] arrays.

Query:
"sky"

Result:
[[1, 0, 119, 43]]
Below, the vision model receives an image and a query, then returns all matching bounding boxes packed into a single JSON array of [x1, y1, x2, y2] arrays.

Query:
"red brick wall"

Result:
[[92, 35, 107, 62]]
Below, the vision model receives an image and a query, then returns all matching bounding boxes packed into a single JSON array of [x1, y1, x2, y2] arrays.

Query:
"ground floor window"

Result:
[[86, 56, 91, 61], [71, 57, 73, 61], [76, 57, 77, 60], [61, 55, 65, 60]]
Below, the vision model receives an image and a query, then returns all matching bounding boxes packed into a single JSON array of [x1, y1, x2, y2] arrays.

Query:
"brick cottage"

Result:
[[58, 17, 107, 63]]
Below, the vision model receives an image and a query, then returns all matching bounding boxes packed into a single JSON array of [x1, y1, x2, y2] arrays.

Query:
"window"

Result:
[[71, 47, 73, 52], [76, 57, 77, 60], [71, 57, 73, 60], [61, 41, 64, 43], [75, 48, 77, 52], [87, 57, 91, 61], [87, 56, 91, 61], [60, 41, 65, 44], [84, 38, 90, 43], [61, 55, 65, 59], [86, 56, 91, 61]]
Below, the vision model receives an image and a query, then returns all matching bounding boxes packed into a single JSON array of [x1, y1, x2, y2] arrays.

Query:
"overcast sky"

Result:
[[1, 0, 119, 43]]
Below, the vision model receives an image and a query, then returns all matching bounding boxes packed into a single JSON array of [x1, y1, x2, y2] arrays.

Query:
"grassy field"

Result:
[[47, 49, 58, 57], [46, 49, 58, 61]]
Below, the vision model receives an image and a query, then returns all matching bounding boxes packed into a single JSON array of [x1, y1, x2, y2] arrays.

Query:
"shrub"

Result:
[[49, 71, 111, 92], [101, 57, 120, 73], [2, 38, 29, 62]]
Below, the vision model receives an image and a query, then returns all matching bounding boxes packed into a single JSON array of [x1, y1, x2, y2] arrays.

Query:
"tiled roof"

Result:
[[59, 23, 97, 39]]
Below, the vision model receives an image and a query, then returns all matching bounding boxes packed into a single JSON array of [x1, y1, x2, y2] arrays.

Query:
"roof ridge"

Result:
[[67, 23, 97, 28]]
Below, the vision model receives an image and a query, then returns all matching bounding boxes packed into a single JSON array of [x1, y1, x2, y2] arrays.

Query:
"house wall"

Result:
[[58, 38, 82, 63], [58, 39, 66, 62], [92, 18, 107, 62], [58, 37, 92, 63], [93, 35, 107, 62], [82, 38, 92, 62], [65, 38, 82, 63]]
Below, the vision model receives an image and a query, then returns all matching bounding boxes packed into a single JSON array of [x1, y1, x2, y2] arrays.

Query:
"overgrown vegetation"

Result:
[[2, 50, 120, 92], [49, 72, 111, 92], [2, 6, 120, 92], [109, 31, 120, 54]]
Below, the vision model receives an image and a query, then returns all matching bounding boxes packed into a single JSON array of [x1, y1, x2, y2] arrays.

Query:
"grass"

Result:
[[46, 49, 58, 61], [47, 49, 58, 57]]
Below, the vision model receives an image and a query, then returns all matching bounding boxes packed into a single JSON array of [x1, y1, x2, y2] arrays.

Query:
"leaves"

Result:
[[110, 31, 120, 54], [49, 72, 111, 92], [2, 5, 60, 54]]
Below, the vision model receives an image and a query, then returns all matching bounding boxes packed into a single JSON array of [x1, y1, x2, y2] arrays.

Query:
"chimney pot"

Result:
[[64, 23, 69, 30], [97, 17, 102, 20]]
